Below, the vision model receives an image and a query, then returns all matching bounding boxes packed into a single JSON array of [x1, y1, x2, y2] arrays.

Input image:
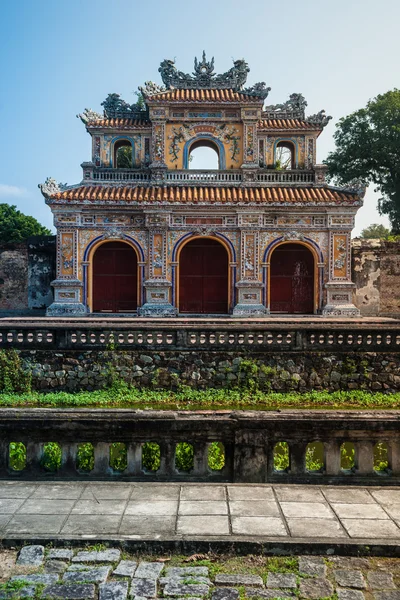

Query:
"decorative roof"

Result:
[[147, 88, 262, 103], [49, 185, 360, 205], [153, 52, 270, 100], [258, 119, 316, 130], [85, 118, 151, 130]]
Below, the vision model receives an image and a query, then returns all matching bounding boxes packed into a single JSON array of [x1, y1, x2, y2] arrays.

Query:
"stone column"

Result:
[[356, 441, 374, 475], [233, 430, 268, 483], [47, 229, 86, 316], [289, 442, 307, 475], [322, 223, 360, 317], [126, 443, 143, 476], [325, 441, 341, 476], [0, 441, 8, 477], [233, 228, 267, 316], [92, 442, 111, 477], [139, 214, 177, 317]]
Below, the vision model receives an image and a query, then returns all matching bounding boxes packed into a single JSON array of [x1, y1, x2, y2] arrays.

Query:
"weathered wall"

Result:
[[27, 236, 56, 309], [20, 349, 400, 392], [0, 244, 28, 311], [352, 239, 400, 317], [0, 236, 55, 314]]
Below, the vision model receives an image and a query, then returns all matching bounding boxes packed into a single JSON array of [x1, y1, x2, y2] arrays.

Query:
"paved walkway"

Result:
[[1, 481, 400, 546]]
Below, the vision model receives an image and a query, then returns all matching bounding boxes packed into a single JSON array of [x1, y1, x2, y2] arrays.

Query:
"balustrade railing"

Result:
[[165, 170, 242, 184], [257, 170, 315, 183], [0, 410, 399, 484], [91, 169, 150, 182], [0, 322, 398, 352]]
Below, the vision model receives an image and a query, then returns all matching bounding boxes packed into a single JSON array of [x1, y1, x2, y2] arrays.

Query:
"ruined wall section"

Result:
[[352, 239, 400, 317], [0, 243, 28, 311]]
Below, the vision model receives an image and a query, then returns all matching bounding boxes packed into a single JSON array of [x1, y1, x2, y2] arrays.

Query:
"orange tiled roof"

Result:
[[52, 185, 359, 205], [147, 89, 261, 103], [86, 118, 151, 129], [258, 119, 317, 130]]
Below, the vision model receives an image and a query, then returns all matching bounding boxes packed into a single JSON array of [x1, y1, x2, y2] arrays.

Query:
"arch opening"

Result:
[[179, 238, 229, 314], [114, 139, 133, 168], [92, 241, 138, 313], [188, 140, 220, 169], [275, 141, 295, 170], [270, 243, 315, 314]]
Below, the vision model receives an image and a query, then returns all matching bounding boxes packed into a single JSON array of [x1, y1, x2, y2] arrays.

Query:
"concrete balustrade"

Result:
[[1, 409, 399, 484]]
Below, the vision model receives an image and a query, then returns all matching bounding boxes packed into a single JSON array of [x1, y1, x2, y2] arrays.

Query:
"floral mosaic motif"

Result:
[[167, 123, 241, 164], [153, 124, 165, 163], [60, 233, 75, 276], [245, 126, 255, 160], [333, 235, 348, 277], [307, 138, 314, 168]]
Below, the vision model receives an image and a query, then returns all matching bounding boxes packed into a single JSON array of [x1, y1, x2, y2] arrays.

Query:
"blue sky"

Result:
[[0, 0, 398, 235]]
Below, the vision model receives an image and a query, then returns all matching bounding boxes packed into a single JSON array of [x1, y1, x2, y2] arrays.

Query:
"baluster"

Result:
[[192, 442, 208, 477], [158, 441, 175, 477], [26, 442, 44, 475], [289, 442, 307, 475], [356, 441, 374, 475], [388, 440, 400, 476], [0, 440, 8, 477], [126, 442, 142, 476], [325, 441, 341, 476], [60, 443, 78, 476], [92, 442, 111, 477]]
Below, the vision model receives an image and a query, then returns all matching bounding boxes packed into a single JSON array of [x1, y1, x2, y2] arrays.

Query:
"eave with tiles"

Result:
[[39, 54, 364, 318]]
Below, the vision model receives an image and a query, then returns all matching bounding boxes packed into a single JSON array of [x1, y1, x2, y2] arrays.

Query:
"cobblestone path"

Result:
[[1, 545, 400, 599]]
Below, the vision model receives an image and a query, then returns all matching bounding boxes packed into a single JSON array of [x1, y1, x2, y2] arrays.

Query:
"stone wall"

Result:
[[352, 239, 400, 317], [0, 243, 28, 311], [21, 349, 400, 392], [0, 236, 55, 315]]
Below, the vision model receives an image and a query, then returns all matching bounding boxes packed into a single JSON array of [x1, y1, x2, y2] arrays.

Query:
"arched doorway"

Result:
[[93, 241, 138, 313], [270, 243, 314, 314], [179, 238, 229, 314]]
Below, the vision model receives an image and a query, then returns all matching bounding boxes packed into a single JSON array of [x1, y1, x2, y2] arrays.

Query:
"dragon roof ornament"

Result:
[[100, 93, 148, 119], [264, 93, 332, 126], [157, 52, 270, 99], [38, 177, 69, 199]]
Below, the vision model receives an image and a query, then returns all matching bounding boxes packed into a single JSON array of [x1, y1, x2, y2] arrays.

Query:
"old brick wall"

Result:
[[352, 239, 400, 317]]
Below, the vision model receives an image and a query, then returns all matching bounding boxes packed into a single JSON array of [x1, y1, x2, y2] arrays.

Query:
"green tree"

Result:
[[360, 223, 391, 239], [0, 204, 51, 243], [325, 89, 400, 233]]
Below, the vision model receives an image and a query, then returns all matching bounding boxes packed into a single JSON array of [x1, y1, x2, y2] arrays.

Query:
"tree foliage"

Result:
[[0, 203, 51, 243], [360, 223, 391, 239], [325, 89, 400, 233]]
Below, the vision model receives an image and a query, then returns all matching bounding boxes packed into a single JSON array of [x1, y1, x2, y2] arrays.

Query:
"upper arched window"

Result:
[[188, 139, 220, 169], [275, 141, 295, 170], [114, 139, 133, 168]]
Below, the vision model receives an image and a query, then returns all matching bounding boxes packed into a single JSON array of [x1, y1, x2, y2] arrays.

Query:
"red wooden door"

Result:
[[93, 242, 138, 312], [270, 243, 314, 314], [180, 239, 228, 314]]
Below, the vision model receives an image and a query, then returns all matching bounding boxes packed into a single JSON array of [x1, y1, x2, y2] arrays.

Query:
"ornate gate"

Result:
[[179, 238, 228, 314], [270, 243, 314, 314], [93, 242, 138, 313]]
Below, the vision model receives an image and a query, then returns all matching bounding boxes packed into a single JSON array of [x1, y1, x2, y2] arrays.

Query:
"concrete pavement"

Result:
[[1, 481, 400, 549]]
